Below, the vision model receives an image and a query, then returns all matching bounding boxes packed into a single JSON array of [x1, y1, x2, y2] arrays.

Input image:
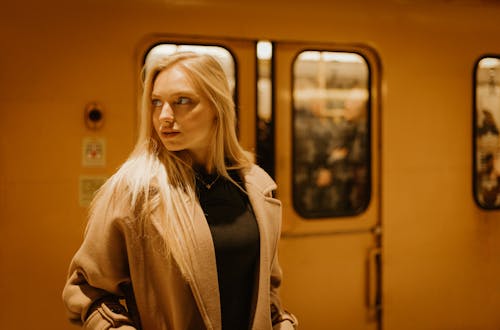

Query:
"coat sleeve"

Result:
[[254, 168, 297, 330], [270, 252, 298, 329], [62, 190, 137, 329]]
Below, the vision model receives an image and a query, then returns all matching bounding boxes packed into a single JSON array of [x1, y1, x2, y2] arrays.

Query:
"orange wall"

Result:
[[1, 1, 500, 329], [0, 3, 140, 329], [379, 13, 500, 329]]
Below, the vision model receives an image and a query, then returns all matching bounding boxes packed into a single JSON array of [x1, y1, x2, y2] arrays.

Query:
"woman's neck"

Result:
[[193, 162, 215, 175], [188, 149, 215, 174]]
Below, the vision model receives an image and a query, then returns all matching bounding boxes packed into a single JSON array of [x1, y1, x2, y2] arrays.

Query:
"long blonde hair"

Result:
[[92, 52, 253, 280]]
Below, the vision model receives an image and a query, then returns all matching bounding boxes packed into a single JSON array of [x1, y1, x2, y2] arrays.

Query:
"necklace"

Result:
[[196, 173, 220, 189]]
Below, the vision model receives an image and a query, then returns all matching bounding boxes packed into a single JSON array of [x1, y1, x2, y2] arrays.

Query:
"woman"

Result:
[[62, 52, 298, 330]]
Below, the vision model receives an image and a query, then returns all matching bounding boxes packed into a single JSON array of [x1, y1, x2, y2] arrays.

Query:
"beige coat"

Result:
[[62, 165, 297, 330]]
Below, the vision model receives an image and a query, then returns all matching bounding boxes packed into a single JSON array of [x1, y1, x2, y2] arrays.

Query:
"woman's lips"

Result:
[[161, 131, 180, 138]]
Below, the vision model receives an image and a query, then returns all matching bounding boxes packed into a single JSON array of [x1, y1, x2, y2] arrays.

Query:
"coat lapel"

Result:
[[184, 195, 222, 330], [244, 165, 281, 262]]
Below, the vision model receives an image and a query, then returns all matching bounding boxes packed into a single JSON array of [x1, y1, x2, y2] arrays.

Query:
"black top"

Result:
[[195, 169, 260, 330]]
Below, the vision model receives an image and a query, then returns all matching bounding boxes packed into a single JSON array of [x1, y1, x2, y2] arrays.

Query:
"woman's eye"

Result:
[[174, 96, 191, 105], [151, 99, 163, 108]]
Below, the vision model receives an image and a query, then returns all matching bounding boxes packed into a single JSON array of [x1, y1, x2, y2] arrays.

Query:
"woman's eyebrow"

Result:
[[152, 89, 197, 96]]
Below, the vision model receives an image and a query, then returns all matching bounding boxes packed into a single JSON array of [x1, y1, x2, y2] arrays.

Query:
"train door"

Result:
[[272, 42, 382, 329], [141, 38, 382, 329]]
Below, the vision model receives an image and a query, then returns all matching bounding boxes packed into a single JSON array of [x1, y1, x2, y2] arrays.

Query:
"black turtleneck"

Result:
[[195, 170, 260, 330]]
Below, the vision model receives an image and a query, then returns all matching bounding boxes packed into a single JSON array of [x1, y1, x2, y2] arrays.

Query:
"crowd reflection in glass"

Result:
[[476, 57, 500, 208], [293, 51, 370, 217]]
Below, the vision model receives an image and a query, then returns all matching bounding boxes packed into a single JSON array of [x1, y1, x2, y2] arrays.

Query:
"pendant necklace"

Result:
[[196, 173, 220, 190]]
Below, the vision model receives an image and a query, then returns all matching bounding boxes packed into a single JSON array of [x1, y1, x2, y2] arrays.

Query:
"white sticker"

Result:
[[82, 137, 106, 167]]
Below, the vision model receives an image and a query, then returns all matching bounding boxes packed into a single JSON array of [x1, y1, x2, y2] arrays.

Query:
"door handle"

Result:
[[366, 246, 381, 321]]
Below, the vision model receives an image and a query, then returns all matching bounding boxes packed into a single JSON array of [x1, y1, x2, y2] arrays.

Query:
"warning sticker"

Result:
[[82, 137, 106, 167], [79, 175, 107, 207]]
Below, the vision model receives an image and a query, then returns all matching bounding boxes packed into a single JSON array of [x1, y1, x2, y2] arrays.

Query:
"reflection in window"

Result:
[[475, 56, 500, 209], [292, 51, 370, 218]]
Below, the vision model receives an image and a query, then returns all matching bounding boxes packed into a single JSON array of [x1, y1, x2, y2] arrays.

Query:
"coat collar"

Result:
[[241, 165, 277, 196]]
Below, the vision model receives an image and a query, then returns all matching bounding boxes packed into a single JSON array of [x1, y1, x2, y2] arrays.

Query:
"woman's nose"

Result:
[[159, 103, 174, 122]]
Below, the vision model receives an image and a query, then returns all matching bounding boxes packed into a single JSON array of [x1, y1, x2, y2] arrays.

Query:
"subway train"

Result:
[[1, 0, 500, 329]]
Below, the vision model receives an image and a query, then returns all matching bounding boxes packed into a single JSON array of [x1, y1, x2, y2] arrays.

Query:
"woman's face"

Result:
[[152, 65, 217, 165]]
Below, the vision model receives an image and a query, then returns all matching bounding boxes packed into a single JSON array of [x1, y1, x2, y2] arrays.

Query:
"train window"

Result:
[[256, 41, 275, 178], [292, 50, 370, 218], [144, 44, 236, 96], [474, 56, 500, 209]]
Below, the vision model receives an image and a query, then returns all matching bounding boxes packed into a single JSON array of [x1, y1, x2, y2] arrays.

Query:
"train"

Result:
[[1, 0, 500, 329]]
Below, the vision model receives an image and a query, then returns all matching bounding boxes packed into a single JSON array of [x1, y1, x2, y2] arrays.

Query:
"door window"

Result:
[[474, 56, 500, 209], [145, 44, 236, 95], [292, 51, 371, 218]]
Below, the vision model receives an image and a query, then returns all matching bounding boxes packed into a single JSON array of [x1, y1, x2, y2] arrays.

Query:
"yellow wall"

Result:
[[1, 1, 500, 329]]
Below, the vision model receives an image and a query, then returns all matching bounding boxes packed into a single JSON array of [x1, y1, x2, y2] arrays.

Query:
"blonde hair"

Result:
[[92, 52, 253, 281]]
